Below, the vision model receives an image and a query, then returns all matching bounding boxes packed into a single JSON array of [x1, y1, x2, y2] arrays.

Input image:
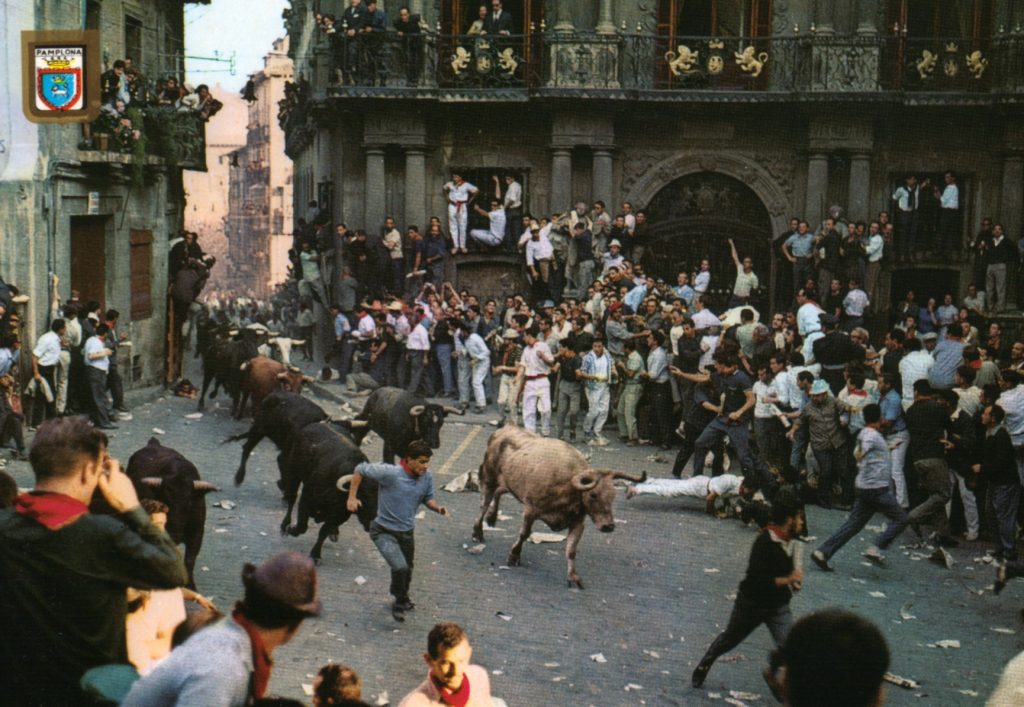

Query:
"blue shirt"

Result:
[[674, 284, 695, 307], [881, 389, 907, 434], [855, 427, 892, 490], [0, 348, 15, 377], [623, 284, 649, 313], [784, 231, 815, 258], [334, 313, 351, 338], [356, 462, 435, 532], [929, 338, 965, 390]]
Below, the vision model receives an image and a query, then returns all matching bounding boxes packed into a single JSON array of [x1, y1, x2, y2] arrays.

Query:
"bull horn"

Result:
[[442, 405, 465, 416], [276, 371, 289, 380], [240, 362, 249, 372], [347, 420, 370, 428], [335, 474, 354, 492], [571, 472, 599, 492], [228, 329, 239, 336], [193, 480, 220, 492], [409, 405, 426, 416], [610, 470, 647, 484], [139, 477, 163, 487], [302, 375, 315, 383], [269, 331, 281, 337], [291, 339, 306, 345]]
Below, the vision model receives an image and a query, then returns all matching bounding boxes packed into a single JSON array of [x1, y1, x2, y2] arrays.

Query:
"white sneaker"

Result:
[[965, 530, 979, 542], [593, 436, 609, 447]]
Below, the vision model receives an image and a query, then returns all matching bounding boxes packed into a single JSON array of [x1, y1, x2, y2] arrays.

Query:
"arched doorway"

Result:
[[643, 172, 776, 314]]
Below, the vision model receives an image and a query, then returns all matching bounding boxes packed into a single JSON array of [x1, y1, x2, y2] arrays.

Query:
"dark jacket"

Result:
[[905, 399, 950, 462], [982, 426, 1017, 486], [0, 503, 186, 705], [737, 528, 795, 609], [340, 2, 367, 30], [482, 9, 513, 34]]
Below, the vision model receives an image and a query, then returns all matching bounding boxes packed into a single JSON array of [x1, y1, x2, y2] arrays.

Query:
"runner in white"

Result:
[[443, 173, 479, 254], [626, 473, 745, 501]]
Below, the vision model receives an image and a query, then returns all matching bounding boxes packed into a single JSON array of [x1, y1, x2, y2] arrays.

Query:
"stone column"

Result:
[[364, 145, 386, 230], [592, 148, 614, 209], [1002, 152, 1024, 236], [814, 0, 835, 34], [554, 0, 574, 32], [596, 0, 616, 35], [805, 152, 829, 222], [550, 148, 573, 214], [404, 148, 427, 232], [848, 152, 872, 222], [856, 0, 879, 35]]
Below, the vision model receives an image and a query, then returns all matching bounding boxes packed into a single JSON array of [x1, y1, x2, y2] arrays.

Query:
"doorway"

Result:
[[70, 216, 107, 306]]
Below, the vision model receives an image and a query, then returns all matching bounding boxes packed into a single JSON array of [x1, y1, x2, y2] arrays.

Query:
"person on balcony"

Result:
[[394, 6, 423, 86], [467, 5, 487, 35], [443, 173, 479, 255], [340, 0, 368, 85], [100, 60, 129, 106], [481, 0, 513, 35], [195, 85, 223, 122], [470, 198, 506, 250], [362, 1, 388, 85]]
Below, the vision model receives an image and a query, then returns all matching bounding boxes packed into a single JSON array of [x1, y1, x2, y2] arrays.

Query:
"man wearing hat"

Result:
[[122, 551, 321, 705], [812, 313, 865, 395], [786, 378, 847, 509], [493, 328, 523, 425], [602, 239, 624, 274]]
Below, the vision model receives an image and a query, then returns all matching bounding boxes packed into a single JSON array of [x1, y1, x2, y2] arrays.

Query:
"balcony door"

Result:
[[442, 0, 542, 35], [657, 0, 771, 39], [887, 0, 992, 90]]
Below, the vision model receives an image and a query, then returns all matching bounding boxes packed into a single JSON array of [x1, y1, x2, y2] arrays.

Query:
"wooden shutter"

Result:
[[130, 229, 153, 320]]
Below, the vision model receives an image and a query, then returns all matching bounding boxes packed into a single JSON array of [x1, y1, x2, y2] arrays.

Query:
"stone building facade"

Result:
[[0, 0, 207, 387], [281, 0, 1024, 315], [225, 38, 294, 297]]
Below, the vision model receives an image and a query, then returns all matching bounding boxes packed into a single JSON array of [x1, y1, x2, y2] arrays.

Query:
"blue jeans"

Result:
[[369, 521, 415, 603], [693, 416, 770, 485], [789, 425, 808, 470], [434, 342, 455, 396], [818, 486, 909, 559], [993, 483, 1021, 557]]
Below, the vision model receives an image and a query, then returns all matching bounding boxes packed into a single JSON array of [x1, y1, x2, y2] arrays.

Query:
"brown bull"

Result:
[[235, 355, 314, 419], [472, 426, 645, 589]]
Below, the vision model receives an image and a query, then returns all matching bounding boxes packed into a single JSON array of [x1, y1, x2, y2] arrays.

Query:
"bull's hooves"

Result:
[[286, 527, 304, 537], [472, 533, 484, 544], [507, 557, 521, 567], [311, 556, 322, 565], [329, 533, 339, 542], [233, 476, 244, 487], [568, 579, 585, 589]]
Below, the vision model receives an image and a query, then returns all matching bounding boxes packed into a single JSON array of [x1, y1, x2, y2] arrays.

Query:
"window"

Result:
[[85, 1, 101, 31], [448, 167, 528, 232], [130, 229, 153, 320], [889, 0, 992, 40], [442, 0, 542, 35], [659, 0, 771, 37], [125, 15, 143, 68]]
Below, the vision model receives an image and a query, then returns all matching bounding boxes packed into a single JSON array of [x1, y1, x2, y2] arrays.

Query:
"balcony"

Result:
[[301, 30, 1024, 105], [78, 105, 208, 174]]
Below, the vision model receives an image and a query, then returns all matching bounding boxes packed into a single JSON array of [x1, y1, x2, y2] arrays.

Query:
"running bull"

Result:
[[235, 355, 314, 419], [127, 438, 219, 589], [472, 426, 645, 589], [353, 387, 463, 462]]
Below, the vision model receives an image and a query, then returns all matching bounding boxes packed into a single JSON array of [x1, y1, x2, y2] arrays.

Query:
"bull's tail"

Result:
[[221, 431, 249, 445]]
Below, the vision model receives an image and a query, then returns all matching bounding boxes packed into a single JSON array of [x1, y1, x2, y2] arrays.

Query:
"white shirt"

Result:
[[753, 381, 775, 418], [445, 180, 477, 204], [407, 321, 431, 351], [623, 212, 636, 235], [601, 252, 624, 273], [941, 183, 959, 210], [999, 385, 1024, 446], [802, 331, 824, 364], [694, 271, 711, 294], [865, 234, 884, 263], [384, 228, 403, 260], [83, 335, 109, 371], [797, 301, 824, 336], [843, 289, 869, 317], [33, 331, 62, 367], [699, 335, 719, 370], [522, 341, 552, 376], [300, 250, 321, 281], [955, 386, 982, 416], [485, 209, 506, 244], [65, 318, 83, 348], [503, 180, 522, 210], [899, 351, 935, 406], [356, 314, 376, 340], [525, 234, 554, 266], [691, 308, 721, 332], [892, 185, 918, 211]]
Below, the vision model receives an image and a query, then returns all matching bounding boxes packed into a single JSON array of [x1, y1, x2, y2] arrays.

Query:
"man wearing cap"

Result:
[[123, 551, 320, 705], [0, 418, 187, 705], [493, 328, 523, 425], [520, 325, 554, 435], [813, 314, 865, 395], [787, 379, 847, 509], [347, 440, 447, 621]]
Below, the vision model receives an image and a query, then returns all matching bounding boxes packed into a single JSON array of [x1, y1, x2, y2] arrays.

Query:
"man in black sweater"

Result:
[[691, 499, 804, 689], [0, 417, 187, 705]]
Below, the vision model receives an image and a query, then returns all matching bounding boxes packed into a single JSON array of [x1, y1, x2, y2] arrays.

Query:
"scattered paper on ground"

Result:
[[543, 662, 560, 668], [869, 591, 886, 598], [302, 684, 314, 696], [729, 690, 761, 700], [624, 683, 643, 691], [900, 604, 916, 620], [883, 672, 919, 689], [590, 653, 607, 663], [184, 412, 203, 419], [214, 500, 236, 510], [992, 627, 1016, 634], [442, 470, 480, 493], [528, 532, 567, 544], [495, 611, 513, 621], [704, 568, 720, 574], [933, 640, 961, 649], [375, 690, 388, 705], [354, 575, 366, 585], [152, 428, 165, 435], [466, 544, 486, 555], [959, 689, 979, 696]]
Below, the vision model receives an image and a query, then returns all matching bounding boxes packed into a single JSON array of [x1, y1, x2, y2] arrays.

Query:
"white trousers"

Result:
[[497, 374, 519, 419], [448, 203, 469, 249], [634, 477, 712, 498], [887, 430, 910, 508], [55, 350, 71, 414], [947, 470, 979, 535], [470, 229, 502, 247], [523, 378, 551, 434], [583, 385, 610, 437]]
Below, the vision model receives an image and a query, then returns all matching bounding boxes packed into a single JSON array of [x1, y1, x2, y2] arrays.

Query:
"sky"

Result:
[[184, 0, 289, 90]]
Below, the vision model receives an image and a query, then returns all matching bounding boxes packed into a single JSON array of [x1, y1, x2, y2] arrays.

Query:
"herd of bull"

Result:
[[126, 318, 647, 590]]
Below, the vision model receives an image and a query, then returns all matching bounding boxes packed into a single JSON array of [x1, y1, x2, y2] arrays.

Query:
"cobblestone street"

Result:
[[6, 384, 1023, 706]]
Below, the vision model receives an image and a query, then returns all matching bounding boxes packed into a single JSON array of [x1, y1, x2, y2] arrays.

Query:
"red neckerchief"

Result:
[[400, 460, 418, 479], [848, 389, 868, 397], [233, 610, 273, 699], [14, 492, 88, 530], [969, 359, 982, 370], [767, 523, 791, 542], [430, 672, 471, 707]]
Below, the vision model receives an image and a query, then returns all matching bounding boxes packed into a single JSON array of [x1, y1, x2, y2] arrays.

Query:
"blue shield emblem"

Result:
[[37, 69, 82, 111]]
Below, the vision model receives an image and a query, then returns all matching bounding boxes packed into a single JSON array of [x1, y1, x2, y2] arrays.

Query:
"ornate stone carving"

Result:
[[752, 154, 797, 201], [619, 150, 662, 197], [735, 46, 769, 77]]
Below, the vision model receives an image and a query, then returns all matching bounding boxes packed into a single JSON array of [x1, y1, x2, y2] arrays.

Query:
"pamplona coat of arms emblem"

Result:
[[35, 47, 84, 111]]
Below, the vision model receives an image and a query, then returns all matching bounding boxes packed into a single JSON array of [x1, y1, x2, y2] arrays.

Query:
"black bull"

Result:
[[126, 438, 218, 589], [355, 386, 464, 462]]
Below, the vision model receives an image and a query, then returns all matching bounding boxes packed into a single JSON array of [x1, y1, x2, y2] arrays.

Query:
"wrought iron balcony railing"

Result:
[[308, 30, 1023, 99]]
